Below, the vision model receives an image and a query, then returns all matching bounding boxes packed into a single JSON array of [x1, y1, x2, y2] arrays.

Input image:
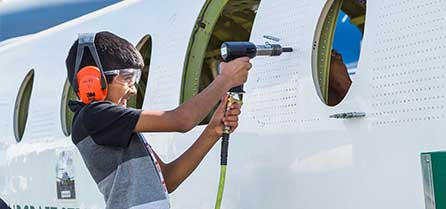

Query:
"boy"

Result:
[[65, 31, 251, 209]]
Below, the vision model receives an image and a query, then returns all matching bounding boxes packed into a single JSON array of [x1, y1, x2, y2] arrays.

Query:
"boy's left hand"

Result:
[[208, 96, 242, 138]]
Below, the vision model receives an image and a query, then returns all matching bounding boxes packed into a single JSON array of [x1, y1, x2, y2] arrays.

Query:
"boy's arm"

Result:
[[134, 57, 251, 133], [154, 98, 241, 193]]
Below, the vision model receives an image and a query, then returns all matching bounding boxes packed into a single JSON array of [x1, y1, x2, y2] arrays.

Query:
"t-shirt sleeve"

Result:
[[83, 102, 142, 147]]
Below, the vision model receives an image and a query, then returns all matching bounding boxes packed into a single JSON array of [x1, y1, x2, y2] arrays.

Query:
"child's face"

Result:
[[106, 74, 138, 107]]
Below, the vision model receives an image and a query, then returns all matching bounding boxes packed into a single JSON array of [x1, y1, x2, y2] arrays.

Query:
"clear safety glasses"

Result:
[[104, 68, 142, 85]]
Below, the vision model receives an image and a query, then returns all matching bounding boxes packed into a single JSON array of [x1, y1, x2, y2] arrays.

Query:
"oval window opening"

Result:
[[60, 78, 77, 137], [312, 0, 366, 106], [14, 69, 35, 142], [128, 35, 152, 109], [181, 0, 261, 124]]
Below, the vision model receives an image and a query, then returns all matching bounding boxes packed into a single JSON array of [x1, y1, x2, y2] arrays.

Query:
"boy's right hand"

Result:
[[219, 57, 252, 88]]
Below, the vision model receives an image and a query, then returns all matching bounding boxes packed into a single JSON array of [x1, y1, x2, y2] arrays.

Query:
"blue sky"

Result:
[[332, 11, 363, 67], [0, 0, 121, 42]]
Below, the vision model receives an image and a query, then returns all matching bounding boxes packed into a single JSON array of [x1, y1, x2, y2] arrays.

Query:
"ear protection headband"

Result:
[[72, 33, 108, 104]]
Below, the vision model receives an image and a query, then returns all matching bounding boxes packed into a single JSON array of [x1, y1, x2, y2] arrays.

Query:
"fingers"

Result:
[[228, 102, 241, 109], [223, 116, 239, 122], [232, 57, 252, 71], [222, 106, 241, 129], [222, 103, 241, 132], [227, 123, 238, 133], [243, 60, 253, 72], [247, 62, 253, 71], [223, 121, 238, 127], [235, 57, 250, 62], [222, 120, 239, 132], [226, 107, 241, 116], [220, 57, 252, 87], [223, 102, 241, 116]]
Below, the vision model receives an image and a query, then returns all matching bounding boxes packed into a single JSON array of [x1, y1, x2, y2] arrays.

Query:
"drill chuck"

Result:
[[256, 44, 293, 56]]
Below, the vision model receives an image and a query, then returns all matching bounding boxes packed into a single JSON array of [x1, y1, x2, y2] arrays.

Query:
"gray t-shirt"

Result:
[[70, 101, 170, 209]]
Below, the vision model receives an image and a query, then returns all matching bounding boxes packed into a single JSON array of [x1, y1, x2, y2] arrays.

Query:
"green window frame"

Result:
[[14, 69, 35, 142], [60, 78, 77, 136], [128, 35, 152, 109]]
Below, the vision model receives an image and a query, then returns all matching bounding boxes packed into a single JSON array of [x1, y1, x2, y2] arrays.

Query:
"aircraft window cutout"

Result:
[[312, 0, 366, 106], [60, 78, 77, 137], [60, 35, 152, 136], [14, 69, 35, 142], [181, 0, 261, 124], [128, 35, 152, 109]]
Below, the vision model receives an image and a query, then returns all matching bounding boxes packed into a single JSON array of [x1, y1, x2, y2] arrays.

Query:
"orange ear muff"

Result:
[[76, 66, 108, 104]]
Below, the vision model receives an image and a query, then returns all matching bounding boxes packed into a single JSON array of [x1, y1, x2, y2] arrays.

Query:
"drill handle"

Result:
[[220, 42, 257, 93], [218, 58, 246, 93]]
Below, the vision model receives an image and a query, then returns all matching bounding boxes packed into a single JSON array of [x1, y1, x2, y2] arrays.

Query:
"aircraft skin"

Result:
[[0, 0, 443, 208]]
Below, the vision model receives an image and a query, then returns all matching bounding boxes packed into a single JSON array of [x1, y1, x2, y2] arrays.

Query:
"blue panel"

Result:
[[332, 11, 363, 71]]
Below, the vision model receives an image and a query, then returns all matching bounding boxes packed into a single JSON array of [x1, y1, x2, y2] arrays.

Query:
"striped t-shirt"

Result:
[[69, 101, 170, 209]]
